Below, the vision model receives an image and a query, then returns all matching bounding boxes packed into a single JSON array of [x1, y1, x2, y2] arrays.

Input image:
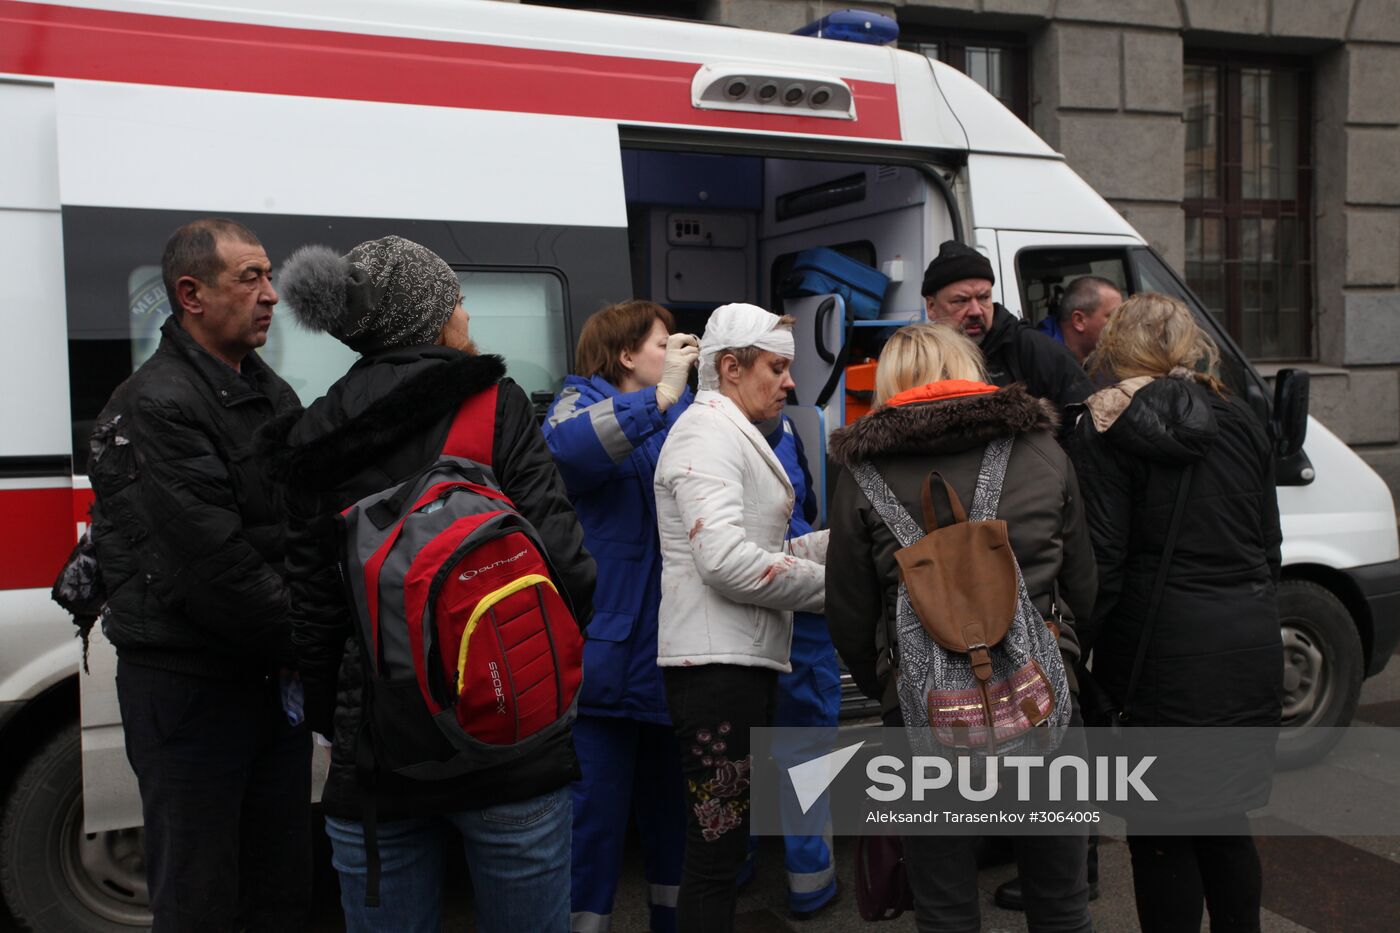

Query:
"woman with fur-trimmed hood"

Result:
[[825, 321, 1097, 932], [826, 322, 1096, 719]]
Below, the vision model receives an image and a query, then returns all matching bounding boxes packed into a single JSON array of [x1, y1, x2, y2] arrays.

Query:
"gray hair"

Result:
[[1058, 275, 1120, 323]]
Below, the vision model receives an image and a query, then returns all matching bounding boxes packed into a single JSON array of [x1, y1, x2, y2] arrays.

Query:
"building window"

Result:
[[1184, 56, 1312, 359], [901, 31, 1029, 123]]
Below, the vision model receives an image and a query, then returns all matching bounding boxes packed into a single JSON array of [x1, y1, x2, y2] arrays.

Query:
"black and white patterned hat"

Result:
[[279, 235, 461, 352]]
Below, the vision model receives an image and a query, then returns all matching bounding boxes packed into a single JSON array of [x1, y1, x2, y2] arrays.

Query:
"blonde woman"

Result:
[[1070, 293, 1282, 933], [826, 321, 1096, 933]]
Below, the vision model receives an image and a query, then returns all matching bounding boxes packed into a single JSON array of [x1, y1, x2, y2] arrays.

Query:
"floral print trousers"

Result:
[[662, 664, 778, 933]]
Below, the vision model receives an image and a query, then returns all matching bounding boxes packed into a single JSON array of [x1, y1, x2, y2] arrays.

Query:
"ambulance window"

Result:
[[455, 269, 568, 399], [123, 264, 362, 410], [116, 265, 566, 419], [1014, 249, 1129, 327]]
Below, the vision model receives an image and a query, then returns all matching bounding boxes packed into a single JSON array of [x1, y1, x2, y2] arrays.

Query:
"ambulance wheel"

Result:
[[0, 723, 151, 931], [1275, 579, 1363, 771]]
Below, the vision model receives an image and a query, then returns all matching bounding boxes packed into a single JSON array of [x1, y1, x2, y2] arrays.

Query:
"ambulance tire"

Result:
[[0, 723, 151, 931], [1274, 579, 1363, 771]]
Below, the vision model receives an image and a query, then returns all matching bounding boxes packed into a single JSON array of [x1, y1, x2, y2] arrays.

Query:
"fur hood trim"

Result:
[[829, 382, 1058, 466], [257, 352, 506, 489]]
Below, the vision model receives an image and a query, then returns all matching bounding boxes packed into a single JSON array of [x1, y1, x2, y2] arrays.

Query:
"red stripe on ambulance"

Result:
[[0, 486, 88, 591], [0, 0, 901, 139]]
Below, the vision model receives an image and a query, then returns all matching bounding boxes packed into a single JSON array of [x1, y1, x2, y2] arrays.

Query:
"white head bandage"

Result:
[[698, 303, 796, 390]]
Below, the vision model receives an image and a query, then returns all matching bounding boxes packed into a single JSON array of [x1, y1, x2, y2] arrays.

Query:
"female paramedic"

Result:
[[653, 303, 828, 933], [542, 300, 698, 933]]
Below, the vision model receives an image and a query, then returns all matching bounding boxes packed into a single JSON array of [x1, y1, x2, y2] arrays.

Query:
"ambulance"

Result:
[[0, 1, 1396, 928]]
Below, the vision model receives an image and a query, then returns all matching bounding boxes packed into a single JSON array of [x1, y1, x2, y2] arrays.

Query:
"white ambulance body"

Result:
[[0, 1, 1396, 928]]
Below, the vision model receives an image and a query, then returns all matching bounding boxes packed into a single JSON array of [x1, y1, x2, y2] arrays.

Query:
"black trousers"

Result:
[[663, 663, 777, 933], [884, 704, 1093, 933], [116, 660, 312, 933], [1127, 816, 1262, 933], [904, 833, 1091, 933]]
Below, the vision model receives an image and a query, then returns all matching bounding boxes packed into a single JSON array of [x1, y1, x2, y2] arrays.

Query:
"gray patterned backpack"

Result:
[[852, 436, 1071, 756]]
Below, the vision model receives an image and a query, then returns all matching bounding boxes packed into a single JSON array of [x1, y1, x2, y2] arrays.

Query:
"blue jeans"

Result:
[[324, 787, 571, 933]]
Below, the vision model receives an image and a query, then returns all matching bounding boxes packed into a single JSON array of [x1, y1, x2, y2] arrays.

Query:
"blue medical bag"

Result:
[[784, 247, 890, 320]]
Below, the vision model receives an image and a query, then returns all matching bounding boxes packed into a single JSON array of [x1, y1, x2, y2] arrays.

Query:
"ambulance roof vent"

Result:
[[691, 65, 855, 120], [792, 10, 899, 46]]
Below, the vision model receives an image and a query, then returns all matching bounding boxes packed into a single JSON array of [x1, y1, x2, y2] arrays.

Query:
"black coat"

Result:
[[260, 349, 596, 821], [826, 383, 1097, 717], [1070, 376, 1282, 819], [90, 317, 303, 679], [1069, 375, 1282, 729], [981, 304, 1093, 430]]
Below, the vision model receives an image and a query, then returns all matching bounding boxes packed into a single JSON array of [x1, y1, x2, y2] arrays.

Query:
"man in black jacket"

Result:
[[921, 240, 1092, 426], [88, 218, 309, 931]]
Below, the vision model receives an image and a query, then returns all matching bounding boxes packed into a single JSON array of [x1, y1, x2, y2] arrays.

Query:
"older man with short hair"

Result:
[[921, 240, 1091, 427], [89, 218, 309, 931], [1039, 275, 1123, 364]]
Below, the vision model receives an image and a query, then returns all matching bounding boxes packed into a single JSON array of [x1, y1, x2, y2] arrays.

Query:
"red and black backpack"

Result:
[[339, 385, 583, 784]]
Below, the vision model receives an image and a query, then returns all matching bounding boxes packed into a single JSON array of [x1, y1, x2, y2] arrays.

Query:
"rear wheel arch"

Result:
[[1282, 564, 1372, 669]]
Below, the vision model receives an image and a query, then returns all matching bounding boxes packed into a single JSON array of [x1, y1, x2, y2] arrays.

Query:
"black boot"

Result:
[[994, 873, 1100, 912], [994, 876, 1025, 911]]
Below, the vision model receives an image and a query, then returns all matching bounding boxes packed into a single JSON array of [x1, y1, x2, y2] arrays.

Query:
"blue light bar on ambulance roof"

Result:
[[792, 9, 899, 46]]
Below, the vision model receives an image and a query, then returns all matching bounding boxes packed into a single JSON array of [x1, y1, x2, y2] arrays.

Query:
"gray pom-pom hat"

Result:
[[279, 235, 460, 353]]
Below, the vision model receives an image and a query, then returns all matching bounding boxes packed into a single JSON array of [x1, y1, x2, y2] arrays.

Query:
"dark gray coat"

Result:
[[825, 383, 1097, 717]]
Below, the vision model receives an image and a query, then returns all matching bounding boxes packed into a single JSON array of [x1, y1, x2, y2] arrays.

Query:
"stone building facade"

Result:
[[520, 0, 1400, 499]]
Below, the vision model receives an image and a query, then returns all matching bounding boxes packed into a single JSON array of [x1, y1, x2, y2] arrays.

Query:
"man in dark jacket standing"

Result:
[[88, 218, 309, 931], [922, 240, 1092, 425]]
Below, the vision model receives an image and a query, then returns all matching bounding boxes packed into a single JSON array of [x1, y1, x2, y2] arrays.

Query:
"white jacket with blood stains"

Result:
[[654, 390, 827, 672]]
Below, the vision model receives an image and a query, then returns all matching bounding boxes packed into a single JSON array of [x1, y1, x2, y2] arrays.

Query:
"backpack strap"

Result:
[[851, 462, 924, 549], [441, 384, 500, 465], [968, 436, 1015, 522]]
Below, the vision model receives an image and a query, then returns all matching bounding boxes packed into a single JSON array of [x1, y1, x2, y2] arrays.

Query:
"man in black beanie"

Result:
[[921, 240, 1090, 426]]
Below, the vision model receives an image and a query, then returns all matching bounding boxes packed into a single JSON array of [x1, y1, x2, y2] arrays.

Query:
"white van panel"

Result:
[[0, 83, 59, 210], [54, 81, 627, 227], [0, 591, 78, 702], [45, 0, 906, 80], [966, 154, 1139, 237], [0, 209, 71, 458], [1280, 417, 1400, 567], [78, 629, 142, 833], [892, 50, 966, 151]]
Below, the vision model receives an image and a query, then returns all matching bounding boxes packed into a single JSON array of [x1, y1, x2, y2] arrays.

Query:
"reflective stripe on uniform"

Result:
[[787, 823, 836, 893], [571, 910, 611, 933], [549, 390, 633, 464], [649, 882, 680, 908], [548, 386, 583, 427], [788, 863, 836, 894], [587, 397, 634, 463]]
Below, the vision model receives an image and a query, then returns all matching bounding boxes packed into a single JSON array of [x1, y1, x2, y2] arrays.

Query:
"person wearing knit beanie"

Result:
[[917, 238, 1092, 435], [920, 239, 997, 343], [278, 235, 465, 353]]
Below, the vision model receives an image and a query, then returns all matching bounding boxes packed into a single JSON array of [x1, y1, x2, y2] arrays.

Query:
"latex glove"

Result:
[[655, 332, 700, 411]]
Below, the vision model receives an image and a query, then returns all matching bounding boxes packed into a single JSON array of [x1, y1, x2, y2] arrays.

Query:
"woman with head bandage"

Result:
[[653, 303, 829, 931]]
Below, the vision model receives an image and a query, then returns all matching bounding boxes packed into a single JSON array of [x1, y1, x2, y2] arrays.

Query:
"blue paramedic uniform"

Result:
[[544, 375, 691, 933]]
